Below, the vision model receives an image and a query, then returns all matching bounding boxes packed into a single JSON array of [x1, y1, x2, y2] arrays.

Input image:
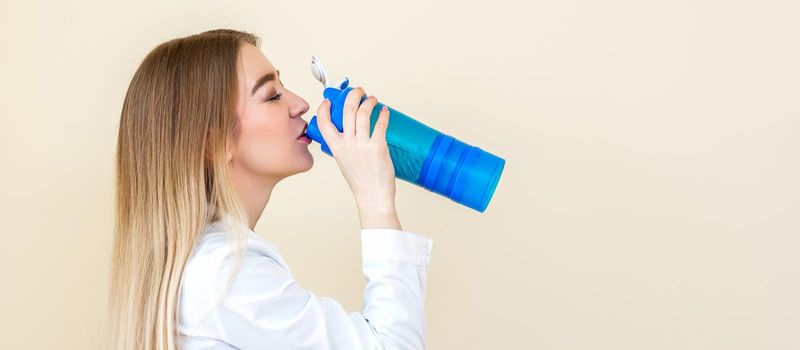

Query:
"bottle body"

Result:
[[306, 86, 505, 213]]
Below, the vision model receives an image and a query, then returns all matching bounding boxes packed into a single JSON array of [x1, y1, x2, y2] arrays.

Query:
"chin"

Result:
[[295, 153, 314, 173], [300, 158, 314, 173], [278, 148, 314, 179]]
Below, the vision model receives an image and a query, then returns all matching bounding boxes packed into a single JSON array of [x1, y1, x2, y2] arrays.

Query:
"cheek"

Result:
[[235, 110, 295, 170]]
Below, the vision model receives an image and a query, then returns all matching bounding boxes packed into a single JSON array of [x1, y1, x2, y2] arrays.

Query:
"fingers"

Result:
[[342, 87, 365, 138], [370, 104, 390, 144], [316, 99, 340, 151], [356, 95, 378, 141]]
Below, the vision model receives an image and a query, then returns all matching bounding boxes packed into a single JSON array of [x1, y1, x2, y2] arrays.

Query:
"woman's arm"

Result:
[[314, 87, 402, 232]]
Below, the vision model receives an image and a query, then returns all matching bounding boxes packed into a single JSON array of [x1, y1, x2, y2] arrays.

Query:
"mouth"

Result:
[[297, 123, 311, 143]]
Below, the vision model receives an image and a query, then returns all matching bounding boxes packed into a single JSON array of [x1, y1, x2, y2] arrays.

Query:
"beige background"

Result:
[[1, 0, 798, 348]]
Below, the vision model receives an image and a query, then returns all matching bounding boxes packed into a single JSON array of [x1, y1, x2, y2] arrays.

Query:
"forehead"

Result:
[[238, 43, 276, 90]]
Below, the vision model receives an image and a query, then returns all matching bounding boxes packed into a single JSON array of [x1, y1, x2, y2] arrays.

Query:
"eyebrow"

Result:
[[250, 69, 281, 96]]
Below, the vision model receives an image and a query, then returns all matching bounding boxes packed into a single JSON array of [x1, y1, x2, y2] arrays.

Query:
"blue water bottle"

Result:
[[305, 56, 505, 213]]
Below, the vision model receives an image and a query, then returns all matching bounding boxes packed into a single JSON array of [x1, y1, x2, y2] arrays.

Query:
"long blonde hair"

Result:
[[106, 29, 260, 350]]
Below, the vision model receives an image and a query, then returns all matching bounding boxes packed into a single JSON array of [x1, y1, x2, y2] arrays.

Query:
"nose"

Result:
[[289, 92, 310, 119]]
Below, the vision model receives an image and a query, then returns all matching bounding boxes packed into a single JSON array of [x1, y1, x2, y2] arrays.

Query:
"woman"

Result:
[[107, 29, 433, 350]]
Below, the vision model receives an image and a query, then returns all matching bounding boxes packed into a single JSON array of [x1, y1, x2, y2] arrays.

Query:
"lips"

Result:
[[297, 122, 311, 144], [297, 122, 308, 139]]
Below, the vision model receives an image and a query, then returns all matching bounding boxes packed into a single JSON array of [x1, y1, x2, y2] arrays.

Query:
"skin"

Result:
[[227, 43, 400, 230]]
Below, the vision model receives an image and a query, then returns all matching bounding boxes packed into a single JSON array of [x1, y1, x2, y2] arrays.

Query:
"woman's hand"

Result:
[[315, 87, 401, 230]]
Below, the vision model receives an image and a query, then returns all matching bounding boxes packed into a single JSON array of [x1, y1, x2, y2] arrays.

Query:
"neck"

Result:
[[229, 165, 280, 230]]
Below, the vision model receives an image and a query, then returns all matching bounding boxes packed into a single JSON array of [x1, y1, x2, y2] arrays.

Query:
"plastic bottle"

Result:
[[305, 57, 505, 213]]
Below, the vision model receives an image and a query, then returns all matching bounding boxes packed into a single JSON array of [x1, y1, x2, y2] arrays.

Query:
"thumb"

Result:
[[370, 105, 390, 144], [316, 99, 340, 149]]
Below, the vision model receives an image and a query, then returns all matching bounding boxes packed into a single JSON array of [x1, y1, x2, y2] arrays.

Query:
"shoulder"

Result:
[[186, 222, 291, 275], [178, 222, 292, 335]]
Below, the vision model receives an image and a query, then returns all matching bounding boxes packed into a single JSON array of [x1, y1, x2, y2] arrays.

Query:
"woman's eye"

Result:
[[265, 93, 283, 103]]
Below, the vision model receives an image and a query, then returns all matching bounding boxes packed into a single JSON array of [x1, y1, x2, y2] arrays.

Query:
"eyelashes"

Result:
[[264, 93, 283, 103], [264, 80, 286, 103]]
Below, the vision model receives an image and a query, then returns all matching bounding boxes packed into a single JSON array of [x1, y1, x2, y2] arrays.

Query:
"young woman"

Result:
[[107, 29, 433, 350]]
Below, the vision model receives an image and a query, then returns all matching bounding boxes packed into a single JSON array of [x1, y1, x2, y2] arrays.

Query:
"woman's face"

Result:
[[228, 43, 313, 183]]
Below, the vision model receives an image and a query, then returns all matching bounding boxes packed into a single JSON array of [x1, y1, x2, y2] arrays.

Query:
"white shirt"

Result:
[[177, 220, 434, 349]]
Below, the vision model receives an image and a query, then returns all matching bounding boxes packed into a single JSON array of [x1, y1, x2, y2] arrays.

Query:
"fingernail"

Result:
[[382, 106, 388, 112]]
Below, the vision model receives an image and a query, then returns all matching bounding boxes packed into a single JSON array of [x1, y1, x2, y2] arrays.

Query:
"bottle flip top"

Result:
[[305, 56, 505, 213]]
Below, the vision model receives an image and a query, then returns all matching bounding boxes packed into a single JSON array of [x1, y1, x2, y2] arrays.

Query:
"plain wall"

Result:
[[1, 0, 798, 348]]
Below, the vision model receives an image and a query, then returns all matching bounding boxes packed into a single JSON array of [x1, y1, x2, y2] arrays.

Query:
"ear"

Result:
[[202, 139, 230, 163], [203, 136, 215, 162], [204, 141, 212, 161], [225, 138, 234, 163], [203, 135, 235, 162]]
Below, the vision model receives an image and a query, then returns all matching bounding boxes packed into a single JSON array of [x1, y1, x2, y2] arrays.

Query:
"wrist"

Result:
[[355, 196, 395, 214], [357, 204, 401, 230]]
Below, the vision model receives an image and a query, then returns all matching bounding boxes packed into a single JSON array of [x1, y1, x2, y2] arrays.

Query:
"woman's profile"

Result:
[[106, 29, 433, 350]]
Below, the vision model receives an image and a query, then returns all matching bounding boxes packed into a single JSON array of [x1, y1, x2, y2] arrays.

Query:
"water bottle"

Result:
[[305, 56, 505, 213]]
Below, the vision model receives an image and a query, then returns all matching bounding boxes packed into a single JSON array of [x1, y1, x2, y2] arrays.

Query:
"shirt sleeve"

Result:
[[212, 228, 434, 350]]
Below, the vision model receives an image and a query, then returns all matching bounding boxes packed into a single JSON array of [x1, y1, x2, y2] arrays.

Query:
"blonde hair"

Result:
[[106, 29, 261, 350]]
